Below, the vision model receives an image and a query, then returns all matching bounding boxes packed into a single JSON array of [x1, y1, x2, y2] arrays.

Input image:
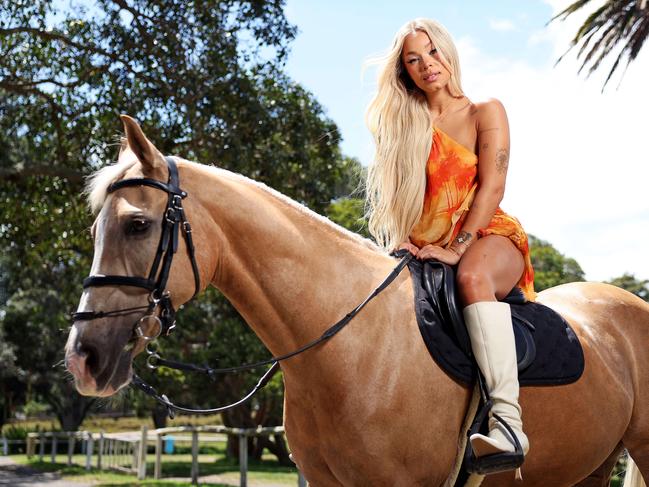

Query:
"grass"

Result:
[[5, 414, 299, 485], [11, 436, 299, 486]]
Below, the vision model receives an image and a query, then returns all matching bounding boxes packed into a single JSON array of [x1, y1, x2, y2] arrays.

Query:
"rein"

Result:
[[136, 252, 412, 418], [73, 156, 413, 418]]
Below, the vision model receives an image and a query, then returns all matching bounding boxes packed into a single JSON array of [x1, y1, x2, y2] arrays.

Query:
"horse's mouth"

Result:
[[66, 342, 135, 397]]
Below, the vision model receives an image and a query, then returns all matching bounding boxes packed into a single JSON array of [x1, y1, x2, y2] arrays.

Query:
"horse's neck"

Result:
[[187, 164, 396, 366]]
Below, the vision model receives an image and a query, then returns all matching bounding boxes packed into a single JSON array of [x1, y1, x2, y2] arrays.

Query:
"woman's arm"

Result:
[[448, 98, 510, 257]]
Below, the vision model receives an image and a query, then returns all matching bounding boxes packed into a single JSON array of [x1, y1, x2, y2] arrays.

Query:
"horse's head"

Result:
[[65, 116, 203, 397]]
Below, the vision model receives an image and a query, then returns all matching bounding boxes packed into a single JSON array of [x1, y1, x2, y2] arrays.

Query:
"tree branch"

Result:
[[0, 166, 84, 183]]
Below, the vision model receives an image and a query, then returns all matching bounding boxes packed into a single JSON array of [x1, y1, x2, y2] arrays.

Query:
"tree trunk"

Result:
[[151, 404, 168, 429], [222, 405, 255, 459], [48, 385, 95, 431], [257, 434, 292, 466]]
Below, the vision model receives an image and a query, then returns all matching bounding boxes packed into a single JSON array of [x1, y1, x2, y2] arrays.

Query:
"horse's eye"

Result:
[[125, 218, 151, 235]]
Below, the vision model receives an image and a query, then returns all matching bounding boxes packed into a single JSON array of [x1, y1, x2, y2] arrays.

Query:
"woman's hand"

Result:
[[396, 240, 419, 256], [417, 244, 460, 265]]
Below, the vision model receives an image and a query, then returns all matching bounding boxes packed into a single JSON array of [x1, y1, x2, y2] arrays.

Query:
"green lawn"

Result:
[[6, 414, 300, 484], [14, 453, 300, 486]]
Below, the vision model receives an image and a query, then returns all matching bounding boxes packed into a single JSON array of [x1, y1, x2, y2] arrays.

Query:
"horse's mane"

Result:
[[85, 150, 382, 253], [207, 164, 382, 253], [86, 142, 137, 214]]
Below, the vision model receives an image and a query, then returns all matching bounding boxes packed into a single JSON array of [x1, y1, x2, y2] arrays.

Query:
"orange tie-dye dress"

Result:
[[409, 126, 536, 302]]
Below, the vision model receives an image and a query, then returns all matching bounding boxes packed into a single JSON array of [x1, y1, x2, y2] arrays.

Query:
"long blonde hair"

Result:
[[365, 18, 464, 251]]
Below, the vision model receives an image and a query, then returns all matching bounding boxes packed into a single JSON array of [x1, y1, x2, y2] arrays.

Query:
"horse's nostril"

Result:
[[78, 343, 99, 375]]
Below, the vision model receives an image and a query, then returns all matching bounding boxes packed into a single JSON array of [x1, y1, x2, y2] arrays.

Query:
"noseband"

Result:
[[72, 156, 201, 341]]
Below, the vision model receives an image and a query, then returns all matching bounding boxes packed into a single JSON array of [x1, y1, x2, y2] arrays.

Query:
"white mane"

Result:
[[86, 158, 137, 214]]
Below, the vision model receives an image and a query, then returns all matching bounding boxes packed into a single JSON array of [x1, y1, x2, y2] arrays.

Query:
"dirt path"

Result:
[[0, 456, 94, 486]]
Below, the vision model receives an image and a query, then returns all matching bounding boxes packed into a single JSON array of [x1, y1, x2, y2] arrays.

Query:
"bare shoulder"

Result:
[[473, 98, 508, 130]]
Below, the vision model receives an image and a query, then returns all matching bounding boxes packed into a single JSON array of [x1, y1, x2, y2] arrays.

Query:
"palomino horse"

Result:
[[66, 116, 649, 487]]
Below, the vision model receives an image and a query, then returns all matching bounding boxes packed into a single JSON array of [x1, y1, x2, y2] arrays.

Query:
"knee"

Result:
[[456, 269, 493, 301]]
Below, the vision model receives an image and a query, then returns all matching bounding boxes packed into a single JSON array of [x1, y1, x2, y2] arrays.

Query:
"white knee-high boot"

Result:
[[463, 302, 529, 458]]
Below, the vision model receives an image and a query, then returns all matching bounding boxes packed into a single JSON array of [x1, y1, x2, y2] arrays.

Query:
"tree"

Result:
[[606, 273, 649, 301], [325, 196, 370, 238], [0, 326, 17, 432], [528, 235, 585, 291], [0, 0, 361, 456], [552, 0, 649, 89], [1, 288, 97, 431]]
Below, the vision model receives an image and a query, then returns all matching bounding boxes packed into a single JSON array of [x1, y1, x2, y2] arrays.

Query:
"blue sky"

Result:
[[283, 1, 556, 164], [280, 1, 649, 283]]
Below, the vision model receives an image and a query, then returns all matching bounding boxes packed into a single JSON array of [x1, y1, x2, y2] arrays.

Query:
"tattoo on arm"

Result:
[[454, 231, 473, 245], [450, 231, 473, 256], [495, 148, 509, 174]]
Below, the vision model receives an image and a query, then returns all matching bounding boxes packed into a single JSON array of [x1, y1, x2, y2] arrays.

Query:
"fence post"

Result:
[[51, 434, 57, 463], [191, 429, 199, 485], [38, 432, 45, 461], [154, 433, 163, 479], [26, 434, 33, 457], [97, 432, 104, 469], [131, 441, 138, 473], [239, 432, 248, 487], [67, 433, 75, 466], [85, 433, 93, 471], [137, 425, 148, 480]]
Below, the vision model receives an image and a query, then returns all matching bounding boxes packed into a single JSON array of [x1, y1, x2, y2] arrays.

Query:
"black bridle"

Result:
[[72, 155, 413, 418], [72, 156, 201, 339]]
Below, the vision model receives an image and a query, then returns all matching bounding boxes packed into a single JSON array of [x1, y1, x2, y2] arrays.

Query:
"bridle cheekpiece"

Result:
[[72, 156, 201, 343]]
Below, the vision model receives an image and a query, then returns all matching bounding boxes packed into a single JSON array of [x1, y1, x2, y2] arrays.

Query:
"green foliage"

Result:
[[606, 273, 649, 301], [2, 424, 32, 440], [528, 235, 585, 292], [20, 400, 51, 417], [326, 197, 370, 238], [0, 0, 359, 456], [551, 0, 649, 90]]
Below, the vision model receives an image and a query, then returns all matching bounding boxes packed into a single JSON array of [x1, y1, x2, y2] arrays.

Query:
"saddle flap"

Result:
[[406, 255, 584, 386]]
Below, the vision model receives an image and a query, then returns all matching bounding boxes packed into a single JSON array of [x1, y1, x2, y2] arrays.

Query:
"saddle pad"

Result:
[[408, 259, 585, 386]]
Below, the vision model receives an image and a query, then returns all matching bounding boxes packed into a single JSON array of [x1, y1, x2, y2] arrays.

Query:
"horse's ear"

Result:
[[120, 115, 165, 169]]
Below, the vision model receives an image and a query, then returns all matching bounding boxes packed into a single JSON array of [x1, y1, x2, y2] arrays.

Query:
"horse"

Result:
[[65, 115, 649, 487]]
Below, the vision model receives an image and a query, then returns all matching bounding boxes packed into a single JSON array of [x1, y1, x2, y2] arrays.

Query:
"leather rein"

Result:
[[73, 156, 413, 418]]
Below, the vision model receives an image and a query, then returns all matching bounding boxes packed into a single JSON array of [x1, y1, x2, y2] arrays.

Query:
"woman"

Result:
[[365, 18, 536, 474]]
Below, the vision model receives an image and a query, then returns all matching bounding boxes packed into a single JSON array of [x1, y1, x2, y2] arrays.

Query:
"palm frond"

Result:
[[551, 0, 648, 90]]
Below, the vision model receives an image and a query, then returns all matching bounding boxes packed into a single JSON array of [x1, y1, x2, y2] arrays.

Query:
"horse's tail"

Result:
[[624, 455, 647, 487]]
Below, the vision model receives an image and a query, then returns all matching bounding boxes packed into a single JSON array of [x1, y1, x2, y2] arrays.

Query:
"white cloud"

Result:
[[489, 18, 516, 32], [457, 8, 649, 282]]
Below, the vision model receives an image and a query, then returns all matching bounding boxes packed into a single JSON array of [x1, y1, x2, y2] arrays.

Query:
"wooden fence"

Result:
[[16, 425, 307, 486]]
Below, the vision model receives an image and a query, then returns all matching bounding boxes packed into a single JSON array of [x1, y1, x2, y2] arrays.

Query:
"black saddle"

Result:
[[401, 251, 584, 386]]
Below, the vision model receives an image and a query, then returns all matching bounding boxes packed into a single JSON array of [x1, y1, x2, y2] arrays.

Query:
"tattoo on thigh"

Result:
[[495, 148, 509, 174]]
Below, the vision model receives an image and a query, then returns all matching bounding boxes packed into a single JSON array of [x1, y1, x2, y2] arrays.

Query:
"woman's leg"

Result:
[[455, 235, 529, 470], [456, 234, 525, 305]]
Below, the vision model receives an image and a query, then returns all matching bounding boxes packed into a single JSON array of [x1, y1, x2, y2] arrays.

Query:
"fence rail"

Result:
[[10, 425, 306, 486]]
